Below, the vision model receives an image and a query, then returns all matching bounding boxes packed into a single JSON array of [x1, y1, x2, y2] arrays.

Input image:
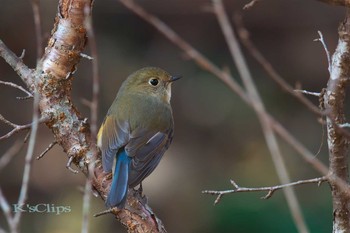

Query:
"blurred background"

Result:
[[0, 0, 346, 232]]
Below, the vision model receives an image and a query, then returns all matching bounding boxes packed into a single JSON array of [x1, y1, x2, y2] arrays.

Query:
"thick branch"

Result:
[[0, 0, 165, 232], [324, 12, 350, 233]]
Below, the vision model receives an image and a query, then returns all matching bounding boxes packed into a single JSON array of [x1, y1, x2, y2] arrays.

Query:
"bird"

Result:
[[97, 67, 180, 208]]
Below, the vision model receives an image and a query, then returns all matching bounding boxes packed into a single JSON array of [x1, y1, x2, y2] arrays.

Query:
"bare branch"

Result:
[[13, 92, 40, 229], [36, 141, 57, 160], [314, 31, 332, 73], [0, 40, 34, 88], [0, 140, 25, 171], [0, 114, 48, 140], [212, 0, 308, 231], [81, 4, 98, 232], [0, 81, 33, 99], [234, 14, 323, 116], [30, 0, 43, 61], [0, 188, 14, 231], [84, 3, 100, 138], [203, 176, 328, 205]]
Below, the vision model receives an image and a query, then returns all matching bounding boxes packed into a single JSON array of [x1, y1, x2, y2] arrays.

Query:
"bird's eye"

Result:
[[149, 78, 159, 86]]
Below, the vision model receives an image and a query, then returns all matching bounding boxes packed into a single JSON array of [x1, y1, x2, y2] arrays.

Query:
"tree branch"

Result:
[[0, 114, 48, 140], [212, 0, 309, 232], [324, 10, 350, 233], [0, 0, 165, 232], [203, 176, 328, 205], [0, 40, 34, 87]]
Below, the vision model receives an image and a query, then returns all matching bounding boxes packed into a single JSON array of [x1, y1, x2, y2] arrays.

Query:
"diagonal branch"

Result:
[[234, 14, 322, 115], [0, 40, 34, 87], [0, 140, 25, 171], [212, 1, 308, 232]]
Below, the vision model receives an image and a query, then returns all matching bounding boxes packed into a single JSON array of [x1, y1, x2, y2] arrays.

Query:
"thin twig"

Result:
[[12, 92, 40, 230], [212, 1, 308, 232], [84, 2, 100, 138], [0, 140, 25, 171], [0, 39, 34, 87], [203, 176, 328, 205], [36, 141, 57, 160], [0, 187, 14, 232], [294, 89, 321, 97], [0, 80, 33, 99], [243, 0, 260, 10], [339, 123, 350, 128], [234, 14, 322, 116], [80, 53, 93, 60], [81, 4, 98, 233], [93, 208, 117, 217], [30, 0, 43, 61], [314, 31, 332, 74], [0, 114, 48, 140]]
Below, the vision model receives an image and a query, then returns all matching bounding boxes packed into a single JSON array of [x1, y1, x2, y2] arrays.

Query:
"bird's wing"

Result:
[[97, 115, 130, 172], [126, 128, 173, 187]]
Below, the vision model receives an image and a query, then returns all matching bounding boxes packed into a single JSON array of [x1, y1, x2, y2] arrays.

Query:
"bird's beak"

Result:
[[169, 75, 182, 82]]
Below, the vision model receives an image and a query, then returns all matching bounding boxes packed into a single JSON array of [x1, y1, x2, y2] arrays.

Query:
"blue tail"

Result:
[[106, 149, 131, 208]]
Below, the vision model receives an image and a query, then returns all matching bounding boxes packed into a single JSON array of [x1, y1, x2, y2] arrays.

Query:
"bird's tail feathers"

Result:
[[106, 150, 131, 209]]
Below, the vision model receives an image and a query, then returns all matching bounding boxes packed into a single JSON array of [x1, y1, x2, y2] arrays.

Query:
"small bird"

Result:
[[97, 67, 180, 208]]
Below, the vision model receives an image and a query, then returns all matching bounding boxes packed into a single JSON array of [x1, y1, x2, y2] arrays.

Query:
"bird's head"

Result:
[[122, 67, 181, 103]]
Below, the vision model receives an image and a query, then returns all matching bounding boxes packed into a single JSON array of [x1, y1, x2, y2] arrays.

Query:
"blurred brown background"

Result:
[[0, 0, 345, 232]]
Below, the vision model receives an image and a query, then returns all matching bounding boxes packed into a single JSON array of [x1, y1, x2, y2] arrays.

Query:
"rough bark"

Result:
[[324, 10, 350, 233], [0, 0, 165, 232]]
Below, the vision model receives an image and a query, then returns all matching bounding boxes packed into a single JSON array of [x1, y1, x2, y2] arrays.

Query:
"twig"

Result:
[[13, 92, 40, 230], [0, 80, 33, 99], [0, 140, 25, 171], [66, 156, 79, 174], [0, 187, 14, 232], [234, 14, 322, 116], [93, 208, 117, 217], [84, 2, 100, 138], [294, 89, 321, 97], [30, 0, 43, 61], [81, 5, 98, 233], [36, 141, 57, 160], [0, 39, 34, 88], [0, 114, 48, 140], [212, 1, 308, 232], [314, 31, 332, 74], [243, 0, 260, 10], [80, 53, 93, 60], [339, 123, 350, 128], [203, 176, 328, 205]]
